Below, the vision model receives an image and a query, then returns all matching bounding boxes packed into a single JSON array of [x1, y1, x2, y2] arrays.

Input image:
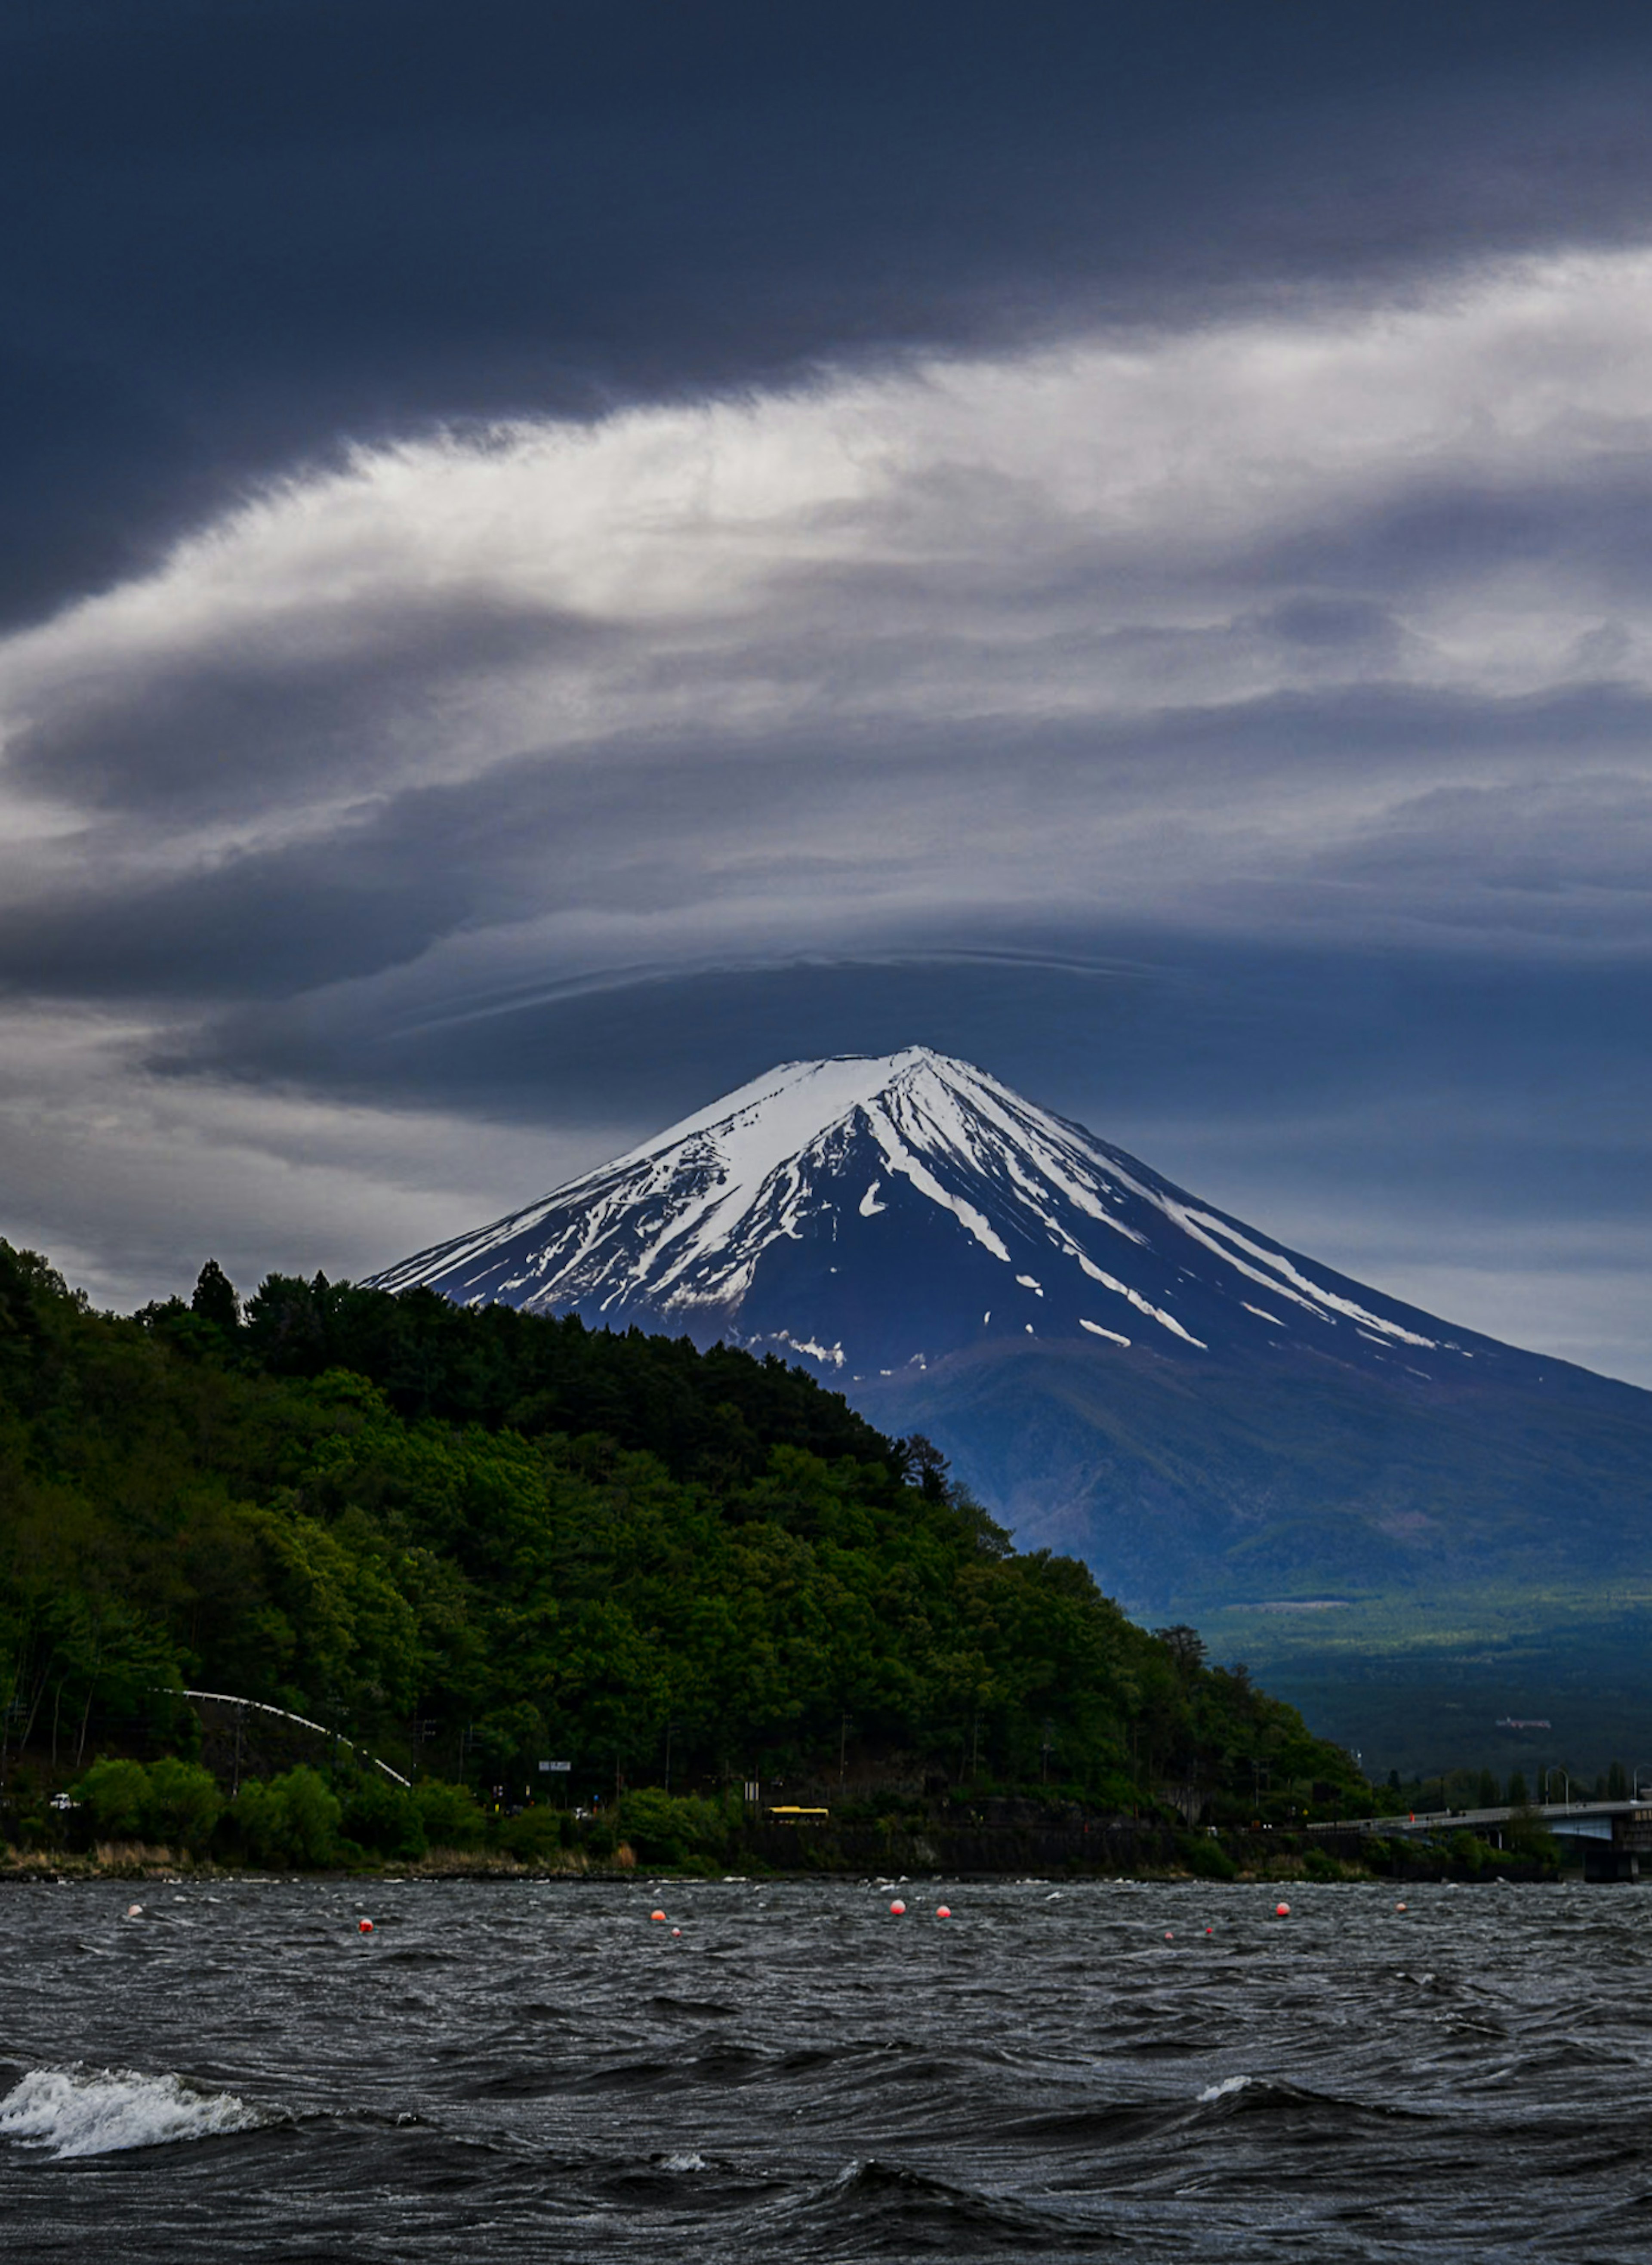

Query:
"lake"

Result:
[[3, 1875, 1649, 2259]]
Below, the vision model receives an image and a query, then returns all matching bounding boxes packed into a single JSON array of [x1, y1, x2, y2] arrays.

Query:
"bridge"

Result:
[[1310, 1799, 1652, 1882]]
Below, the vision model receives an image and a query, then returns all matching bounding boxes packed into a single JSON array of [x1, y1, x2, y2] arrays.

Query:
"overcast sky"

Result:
[[4, 0, 1652, 1384]]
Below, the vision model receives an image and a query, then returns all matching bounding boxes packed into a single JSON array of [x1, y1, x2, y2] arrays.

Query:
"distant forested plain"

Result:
[[0, 1241, 1372, 1867]]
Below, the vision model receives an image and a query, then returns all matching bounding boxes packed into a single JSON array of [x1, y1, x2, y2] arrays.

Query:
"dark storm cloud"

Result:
[[6, 1, 1652, 624]]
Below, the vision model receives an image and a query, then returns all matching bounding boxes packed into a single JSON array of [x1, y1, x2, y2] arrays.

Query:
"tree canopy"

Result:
[[0, 1241, 1367, 1822]]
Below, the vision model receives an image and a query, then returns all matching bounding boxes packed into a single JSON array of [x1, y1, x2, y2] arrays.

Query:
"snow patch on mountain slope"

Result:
[[369, 1047, 1475, 1379], [1171, 1206, 1436, 1348]]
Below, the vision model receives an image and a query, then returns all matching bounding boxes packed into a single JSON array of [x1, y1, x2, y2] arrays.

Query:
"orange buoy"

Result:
[[358, 1918, 373, 1933], [1395, 1901, 1409, 1913], [650, 1909, 667, 1922], [889, 1899, 906, 1915]]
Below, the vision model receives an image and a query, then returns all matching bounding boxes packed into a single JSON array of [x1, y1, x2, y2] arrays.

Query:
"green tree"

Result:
[[413, 1779, 485, 1851], [191, 1260, 240, 1333], [74, 1756, 151, 1839], [617, 1787, 730, 1867], [144, 1757, 223, 1850], [234, 1766, 342, 1867], [499, 1807, 567, 1863], [339, 1770, 427, 1860], [1505, 1805, 1560, 1866]]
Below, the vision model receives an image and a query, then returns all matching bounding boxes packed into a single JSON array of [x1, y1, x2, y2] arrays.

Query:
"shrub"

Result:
[[73, 1757, 153, 1840], [337, 1771, 427, 1861], [1504, 1805, 1560, 1867], [616, 1788, 730, 1867], [1183, 1832, 1239, 1880], [499, 1806, 568, 1863], [1449, 1830, 1489, 1873], [413, 1779, 486, 1851], [144, 1758, 223, 1850], [233, 1766, 343, 1867]]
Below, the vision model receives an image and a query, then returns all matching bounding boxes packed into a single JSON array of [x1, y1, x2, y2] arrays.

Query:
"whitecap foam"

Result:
[[658, 2150, 710, 2172], [1198, 2074, 1254, 2102], [0, 2065, 276, 2159]]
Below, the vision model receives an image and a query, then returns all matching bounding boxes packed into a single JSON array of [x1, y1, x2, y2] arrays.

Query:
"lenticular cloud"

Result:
[[8, 246, 1652, 844]]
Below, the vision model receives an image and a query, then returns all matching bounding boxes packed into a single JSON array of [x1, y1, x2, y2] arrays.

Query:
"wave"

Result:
[[0, 2065, 280, 2160], [781, 2157, 1066, 2242], [1194, 2072, 1432, 2124]]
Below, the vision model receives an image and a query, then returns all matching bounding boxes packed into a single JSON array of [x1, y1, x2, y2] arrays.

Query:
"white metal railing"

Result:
[[172, 1688, 411, 1788]]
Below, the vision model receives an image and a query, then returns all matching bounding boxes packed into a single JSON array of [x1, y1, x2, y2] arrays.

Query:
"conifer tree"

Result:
[[191, 1259, 240, 1332]]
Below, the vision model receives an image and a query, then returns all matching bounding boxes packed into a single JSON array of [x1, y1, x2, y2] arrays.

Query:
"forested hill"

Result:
[[0, 1242, 1367, 1820]]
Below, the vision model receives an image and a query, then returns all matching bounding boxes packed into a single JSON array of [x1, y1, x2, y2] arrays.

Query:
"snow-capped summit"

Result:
[[368, 1046, 1481, 1383]]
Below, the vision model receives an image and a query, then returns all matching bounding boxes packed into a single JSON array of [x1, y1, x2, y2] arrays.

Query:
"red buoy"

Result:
[[358, 1918, 373, 1933], [889, 1899, 907, 1916], [1274, 1902, 1291, 1918], [935, 1905, 952, 1919]]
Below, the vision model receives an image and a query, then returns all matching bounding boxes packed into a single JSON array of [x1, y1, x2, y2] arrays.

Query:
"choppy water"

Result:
[[3, 1875, 1650, 2260]]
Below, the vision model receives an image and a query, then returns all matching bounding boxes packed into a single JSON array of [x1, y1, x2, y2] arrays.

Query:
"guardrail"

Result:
[[171, 1688, 411, 1788]]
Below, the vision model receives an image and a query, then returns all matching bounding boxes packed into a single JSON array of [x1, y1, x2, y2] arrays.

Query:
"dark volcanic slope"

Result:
[[372, 1049, 1652, 1611]]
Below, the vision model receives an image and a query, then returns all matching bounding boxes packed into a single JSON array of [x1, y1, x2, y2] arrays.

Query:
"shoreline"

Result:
[[0, 1849, 1562, 1887]]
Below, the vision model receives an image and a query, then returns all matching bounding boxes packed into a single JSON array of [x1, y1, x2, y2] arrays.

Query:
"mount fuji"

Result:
[[371, 1048, 1486, 1380], [372, 1050, 1652, 1669]]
